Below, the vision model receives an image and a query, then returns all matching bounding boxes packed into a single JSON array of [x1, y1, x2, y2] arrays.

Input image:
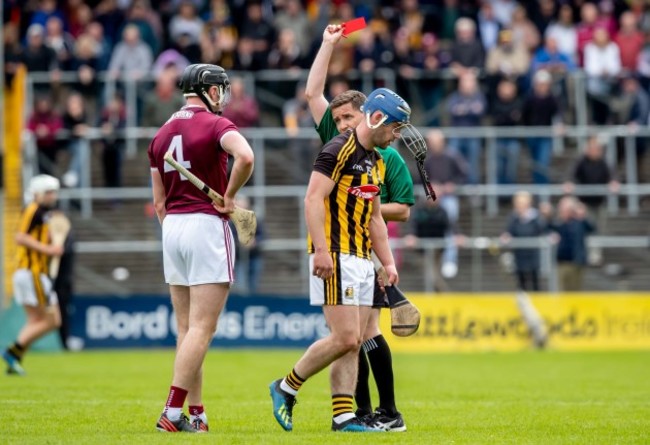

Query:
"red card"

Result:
[[342, 17, 367, 37]]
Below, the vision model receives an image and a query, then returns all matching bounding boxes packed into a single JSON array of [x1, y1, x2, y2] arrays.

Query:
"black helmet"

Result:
[[178, 64, 231, 114]]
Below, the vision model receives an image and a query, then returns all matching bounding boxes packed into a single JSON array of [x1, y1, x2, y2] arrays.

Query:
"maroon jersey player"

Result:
[[148, 64, 254, 433]]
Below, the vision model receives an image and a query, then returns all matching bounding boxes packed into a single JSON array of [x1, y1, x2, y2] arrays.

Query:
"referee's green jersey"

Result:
[[315, 107, 415, 207]]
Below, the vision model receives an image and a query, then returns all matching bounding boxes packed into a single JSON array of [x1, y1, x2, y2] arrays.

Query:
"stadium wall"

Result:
[[2, 293, 648, 351]]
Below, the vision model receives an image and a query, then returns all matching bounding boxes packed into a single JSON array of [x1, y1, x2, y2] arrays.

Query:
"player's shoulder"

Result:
[[21, 202, 39, 216], [322, 130, 354, 154], [379, 145, 407, 165]]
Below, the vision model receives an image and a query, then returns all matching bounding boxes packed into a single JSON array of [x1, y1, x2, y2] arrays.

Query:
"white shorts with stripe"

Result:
[[309, 253, 375, 306], [13, 269, 58, 307], [162, 213, 235, 286]]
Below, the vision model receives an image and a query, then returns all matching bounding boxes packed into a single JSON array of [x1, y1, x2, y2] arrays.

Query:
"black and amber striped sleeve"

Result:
[[313, 132, 355, 183], [18, 203, 42, 234]]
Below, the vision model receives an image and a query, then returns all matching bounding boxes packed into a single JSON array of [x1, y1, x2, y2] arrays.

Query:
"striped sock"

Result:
[[8, 342, 25, 361], [280, 368, 305, 396], [332, 394, 355, 423]]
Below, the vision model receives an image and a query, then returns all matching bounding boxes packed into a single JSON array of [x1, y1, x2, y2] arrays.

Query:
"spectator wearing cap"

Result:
[[450, 18, 485, 76], [486, 29, 531, 84], [522, 70, 562, 185], [584, 27, 621, 124], [615, 11, 644, 72]]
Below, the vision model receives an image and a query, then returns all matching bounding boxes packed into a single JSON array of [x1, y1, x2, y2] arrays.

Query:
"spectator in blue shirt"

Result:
[[531, 35, 576, 75], [547, 196, 596, 291]]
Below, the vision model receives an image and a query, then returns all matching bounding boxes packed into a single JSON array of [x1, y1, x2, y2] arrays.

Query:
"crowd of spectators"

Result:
[[4, 0, 650, 188]]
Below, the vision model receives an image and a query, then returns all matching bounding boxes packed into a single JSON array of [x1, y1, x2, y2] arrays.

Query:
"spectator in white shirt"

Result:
[[545, 4, 578, 63], [489, 0, 516, 28], [584, 27, 621, 124], [168, 1, 204, 45]]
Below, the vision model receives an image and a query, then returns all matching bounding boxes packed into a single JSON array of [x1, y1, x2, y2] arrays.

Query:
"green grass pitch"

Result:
[[1, 349, 648, 444]]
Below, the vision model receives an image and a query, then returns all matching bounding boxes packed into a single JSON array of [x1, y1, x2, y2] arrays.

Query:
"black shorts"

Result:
[[372, 273, 389, 308]]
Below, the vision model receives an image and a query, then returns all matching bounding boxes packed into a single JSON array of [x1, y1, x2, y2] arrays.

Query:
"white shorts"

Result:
[[13, 269, 58, 307], [309, 253, 375, 307], [162, 213, 235, 286]]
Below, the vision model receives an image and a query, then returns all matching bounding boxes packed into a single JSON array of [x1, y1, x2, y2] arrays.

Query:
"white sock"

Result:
[[190, 412, 208, 424], [280, 378, 298, 396], [165, 407, 182, 421], [333, 412, 355, 424]]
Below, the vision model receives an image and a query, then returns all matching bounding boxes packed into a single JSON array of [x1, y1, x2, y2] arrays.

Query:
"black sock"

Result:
[[365, 335, 397, 415], [7, 341, 25, 361], [354, 349, 372, 416]]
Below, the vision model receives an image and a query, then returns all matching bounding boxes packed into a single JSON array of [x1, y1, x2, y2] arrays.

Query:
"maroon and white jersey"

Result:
[[148, 105, 238, 217]]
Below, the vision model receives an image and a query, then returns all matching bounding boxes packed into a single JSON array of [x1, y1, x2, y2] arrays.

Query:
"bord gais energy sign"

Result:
[[381, 294, 650, 352]]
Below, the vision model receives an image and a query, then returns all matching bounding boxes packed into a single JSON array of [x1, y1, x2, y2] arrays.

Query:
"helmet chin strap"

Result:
[[200, 90, 220, 113], [365, 111, 388, 130]]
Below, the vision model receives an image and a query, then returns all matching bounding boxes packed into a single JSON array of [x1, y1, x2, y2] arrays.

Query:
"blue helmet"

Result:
[[362, 88, 411, 128]]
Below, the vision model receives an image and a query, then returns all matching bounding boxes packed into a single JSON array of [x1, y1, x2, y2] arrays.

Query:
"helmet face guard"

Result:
[[179, 64, 231, 114]]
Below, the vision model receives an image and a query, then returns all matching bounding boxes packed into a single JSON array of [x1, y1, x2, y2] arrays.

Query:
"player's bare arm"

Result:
[[220, 130, 255, 214], [381, 202, 410, 222], [15, 232, 63, 257], [304, 171, 336, 279], [150, 169, 166, 224], [305, 25, 344, 125], [369, 200, 398, 286]]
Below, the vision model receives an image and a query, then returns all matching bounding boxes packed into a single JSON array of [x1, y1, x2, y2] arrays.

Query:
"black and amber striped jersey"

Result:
[[16, 202, 51, 274], [308, 130, 385, 260]]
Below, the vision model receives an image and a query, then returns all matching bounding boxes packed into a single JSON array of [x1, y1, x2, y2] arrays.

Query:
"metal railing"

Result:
[[21, 124, 649, 218], [71, 235, 649, 294]]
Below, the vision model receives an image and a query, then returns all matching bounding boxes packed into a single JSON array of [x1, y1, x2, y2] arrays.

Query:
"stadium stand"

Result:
[[4, 0, 650, 297]]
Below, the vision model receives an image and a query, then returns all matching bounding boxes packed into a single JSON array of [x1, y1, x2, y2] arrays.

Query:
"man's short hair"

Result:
[[330, 90, 366, 112]]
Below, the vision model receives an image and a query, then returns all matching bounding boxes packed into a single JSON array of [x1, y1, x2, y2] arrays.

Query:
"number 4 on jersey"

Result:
[[164, 134, 191, 180]]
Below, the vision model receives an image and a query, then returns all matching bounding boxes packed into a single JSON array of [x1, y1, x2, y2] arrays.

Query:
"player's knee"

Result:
[[332, 332, 362, 354]]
